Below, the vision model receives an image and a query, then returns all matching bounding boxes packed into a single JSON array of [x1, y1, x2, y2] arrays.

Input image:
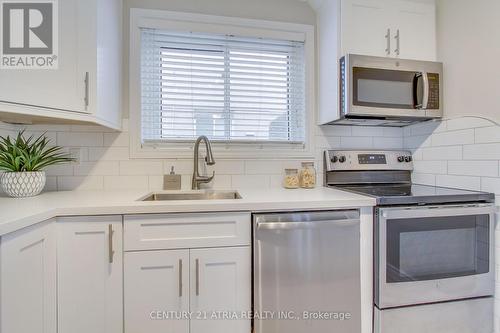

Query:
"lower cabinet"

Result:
[[125, 246, 251, 333], [124, 249, 190, 333], [0, 220, 57, 333], [57, 216, 123, 333]]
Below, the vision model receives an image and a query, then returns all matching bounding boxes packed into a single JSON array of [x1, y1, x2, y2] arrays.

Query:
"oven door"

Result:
[[375, 204, 495, 309]]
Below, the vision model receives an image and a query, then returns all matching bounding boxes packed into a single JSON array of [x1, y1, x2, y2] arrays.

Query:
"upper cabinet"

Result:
[[0, 0, 122, 129], [341, 0, 436, 61], [314, 0, 436, 125]]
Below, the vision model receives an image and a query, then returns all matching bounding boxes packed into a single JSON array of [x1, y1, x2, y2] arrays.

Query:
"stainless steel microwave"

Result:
[[337, 54, 443, 126]]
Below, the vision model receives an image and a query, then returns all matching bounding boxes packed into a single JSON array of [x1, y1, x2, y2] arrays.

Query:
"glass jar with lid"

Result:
[[299, 162, 316, 188], [283, 168, 300, 189]]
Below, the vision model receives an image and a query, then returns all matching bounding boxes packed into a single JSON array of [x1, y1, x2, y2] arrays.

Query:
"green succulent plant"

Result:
[[0, 131, 75, 172]]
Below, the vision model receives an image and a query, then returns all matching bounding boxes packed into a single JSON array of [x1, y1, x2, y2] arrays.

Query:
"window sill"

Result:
[[130, 141, 314, 160]]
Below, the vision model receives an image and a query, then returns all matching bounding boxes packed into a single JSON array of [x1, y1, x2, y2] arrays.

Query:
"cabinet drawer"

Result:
[[124, 212, 251, 251]]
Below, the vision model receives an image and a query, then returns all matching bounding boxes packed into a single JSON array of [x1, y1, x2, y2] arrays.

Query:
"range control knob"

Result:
[[339, 156, 346, 163], [331, 156, 338, 163], [397, 156, 405, 162], [405, 156, 413, 162]]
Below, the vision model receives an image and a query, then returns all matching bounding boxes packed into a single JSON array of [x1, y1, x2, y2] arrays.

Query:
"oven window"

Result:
[[386, 214, 489, 282], [353, 67, 420, 109]]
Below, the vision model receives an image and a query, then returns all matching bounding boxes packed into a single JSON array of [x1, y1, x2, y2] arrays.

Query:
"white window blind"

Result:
[[140, 29, 306, 144]]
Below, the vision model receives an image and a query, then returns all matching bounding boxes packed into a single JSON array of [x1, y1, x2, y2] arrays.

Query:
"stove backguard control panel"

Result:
[[325, 150, 414, 171]]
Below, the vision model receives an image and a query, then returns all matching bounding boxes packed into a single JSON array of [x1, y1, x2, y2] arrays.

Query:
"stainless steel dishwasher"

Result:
[[253, 210, 361, 333]]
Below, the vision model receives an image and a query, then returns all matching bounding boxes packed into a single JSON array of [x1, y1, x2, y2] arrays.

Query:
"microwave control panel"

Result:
[[427, 73, 440, 109]]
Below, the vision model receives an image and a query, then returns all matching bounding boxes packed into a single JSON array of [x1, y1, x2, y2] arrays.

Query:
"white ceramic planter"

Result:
[[0, 171, 46, 198]]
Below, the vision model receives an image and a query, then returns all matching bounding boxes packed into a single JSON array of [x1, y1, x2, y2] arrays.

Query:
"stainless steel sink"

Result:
[[140, 191, 242, 201]]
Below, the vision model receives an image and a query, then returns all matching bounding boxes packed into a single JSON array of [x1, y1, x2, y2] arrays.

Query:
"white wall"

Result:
[[436, 0, 500, 123]]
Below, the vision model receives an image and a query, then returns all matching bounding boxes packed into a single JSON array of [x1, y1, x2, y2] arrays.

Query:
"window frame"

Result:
[[129, 8, 315, 159]]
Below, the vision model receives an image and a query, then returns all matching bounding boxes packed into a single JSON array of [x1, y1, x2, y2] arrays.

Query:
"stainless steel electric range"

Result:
[[324, 150, 496, 333]]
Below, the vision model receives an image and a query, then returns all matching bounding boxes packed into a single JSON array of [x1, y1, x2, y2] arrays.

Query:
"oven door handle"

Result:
[[380, 204, 494, 219]]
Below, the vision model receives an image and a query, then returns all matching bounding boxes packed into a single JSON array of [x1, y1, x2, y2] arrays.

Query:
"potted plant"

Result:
[[0, 131, 75, 198]]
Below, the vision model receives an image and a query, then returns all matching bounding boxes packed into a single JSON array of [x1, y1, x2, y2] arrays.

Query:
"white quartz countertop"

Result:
[[0, 187, 375, 236]]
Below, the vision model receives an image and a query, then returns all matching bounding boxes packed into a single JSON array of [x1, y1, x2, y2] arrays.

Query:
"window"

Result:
[[140, 29, 306, 144]]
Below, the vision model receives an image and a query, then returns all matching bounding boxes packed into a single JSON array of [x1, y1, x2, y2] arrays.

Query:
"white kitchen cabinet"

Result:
[[124, 247, 251, 333], [0, 0, 122, 129], [394, 1, 436, 61], [340, 0, 436, 60], [57, 216, 123, 333], [0, 220, 57, 333], [124, 250, 190, 333], [190, 247, 251, 333]]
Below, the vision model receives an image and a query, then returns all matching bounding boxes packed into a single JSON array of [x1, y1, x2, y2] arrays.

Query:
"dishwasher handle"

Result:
[[256, 219, 359, 230]]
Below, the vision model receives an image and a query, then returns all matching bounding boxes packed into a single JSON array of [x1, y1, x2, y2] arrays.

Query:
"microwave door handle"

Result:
[[414, 72, 429, 110], [421, 72, 429, 110], [413, 73, 421, 108]]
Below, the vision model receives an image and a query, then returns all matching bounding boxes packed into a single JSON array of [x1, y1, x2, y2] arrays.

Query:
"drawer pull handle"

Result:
[[195, 258, 200, 296], [108, 224, 114, 264], [178, 259, 183, 297]]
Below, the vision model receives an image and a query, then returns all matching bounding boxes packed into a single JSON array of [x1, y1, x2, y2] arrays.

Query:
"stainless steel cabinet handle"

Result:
[[394, 29, 400, 56], [108, 224, 114, 264], [385, 28, 391, 55], [178, 259, 183, 297], [195, 258, 200, 296], [84, 72, 89, 109]]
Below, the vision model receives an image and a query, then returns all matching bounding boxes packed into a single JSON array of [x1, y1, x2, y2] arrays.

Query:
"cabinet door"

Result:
[[0, 0, 94, 113], [190, 247, 251, 333], [57, 216, 122, 333], [125, 250, 190, 333], [341, 0, 392, 57], [393, 0, 436, 61], [0, 220, 56, 333]]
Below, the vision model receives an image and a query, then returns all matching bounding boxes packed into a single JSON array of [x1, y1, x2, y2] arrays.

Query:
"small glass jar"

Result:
[[283, 168, 300, 189], [299, 162, 316, 188]]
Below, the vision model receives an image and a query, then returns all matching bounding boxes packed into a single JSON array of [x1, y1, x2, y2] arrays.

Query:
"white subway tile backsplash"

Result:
[[481, 178, 500, 195], [352, 126, 384, 137], [231, 175, 270, 188], [57, 132, 103, 147], [119, 160, 163, 175], [88, 147, 130, 161], [404, 135, 432, 149], [413, 160, 448, 175], [430, 129, 474, 146], [245, 160, 283, 175], [104, 132, 130, 147], [475, 126, 500, 144], [103, 175, 149, 190], [74, 161, 120, 176], [45, 164, 74, 176], [448, 161, 499, 177], [411, 173, 436, 186], [446, 117, 494, 131], [340, 136, 373, 149], [463, 143, 500, 160], [421, 146, 462, 160], [57, 176, 104, 191], [382, 127, 404, 137], [163, 160, 193, 175], [435, 174, 481, 191], [372, 137, 403, 149]]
